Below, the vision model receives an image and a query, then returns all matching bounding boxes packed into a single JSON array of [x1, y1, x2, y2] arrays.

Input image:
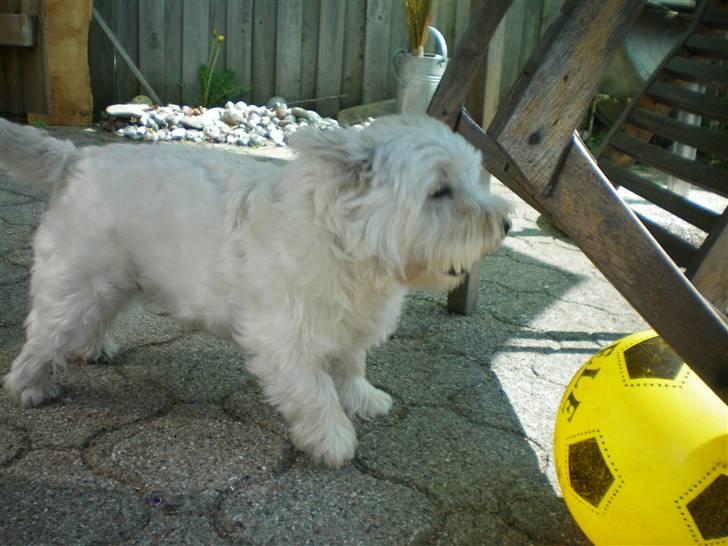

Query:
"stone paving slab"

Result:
[[0, 126, 657, 545]]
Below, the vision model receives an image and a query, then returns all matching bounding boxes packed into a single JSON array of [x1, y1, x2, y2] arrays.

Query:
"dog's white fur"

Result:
[[0, 115, 510, 467]]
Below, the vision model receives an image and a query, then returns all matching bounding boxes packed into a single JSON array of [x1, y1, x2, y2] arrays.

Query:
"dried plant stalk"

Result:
[[403, 0, 434, 56]]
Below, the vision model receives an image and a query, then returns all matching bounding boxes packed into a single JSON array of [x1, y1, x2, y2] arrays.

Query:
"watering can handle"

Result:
[[427, 26, 448, 61], [392, 25, 448, 82]]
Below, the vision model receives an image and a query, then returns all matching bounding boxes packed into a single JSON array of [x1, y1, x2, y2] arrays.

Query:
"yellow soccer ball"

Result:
[[554, 330, 727, 545]]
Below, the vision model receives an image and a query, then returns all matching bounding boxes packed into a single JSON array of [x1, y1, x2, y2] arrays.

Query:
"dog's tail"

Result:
[[0, 118, 78, 185]]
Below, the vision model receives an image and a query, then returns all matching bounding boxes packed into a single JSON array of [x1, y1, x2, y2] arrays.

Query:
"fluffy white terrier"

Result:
[[0, 115, 510, 467]]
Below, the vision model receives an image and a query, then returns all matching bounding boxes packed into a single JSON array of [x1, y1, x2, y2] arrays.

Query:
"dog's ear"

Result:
[[289, 127, 374, 181]]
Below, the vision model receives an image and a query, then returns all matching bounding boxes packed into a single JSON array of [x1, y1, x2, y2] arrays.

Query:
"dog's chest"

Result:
[[340, 287, 405, 349]]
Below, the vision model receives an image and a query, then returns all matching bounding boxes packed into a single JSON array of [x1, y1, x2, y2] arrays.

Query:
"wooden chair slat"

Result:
[[686, 34, 728, 60], [664, 56, 728, 84], [628, 107, 728, 160], [609, 132, 728, 196], [648, 80, 728, 122], [600, 158, 721, 232]]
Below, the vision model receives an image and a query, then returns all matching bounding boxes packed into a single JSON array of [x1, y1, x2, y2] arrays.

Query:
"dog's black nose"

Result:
[[503, 219, 512, 235]]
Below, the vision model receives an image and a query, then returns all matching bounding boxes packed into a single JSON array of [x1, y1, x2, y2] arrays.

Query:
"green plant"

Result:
[[30, 117, 48, 128], [198, 31, 249, 107]]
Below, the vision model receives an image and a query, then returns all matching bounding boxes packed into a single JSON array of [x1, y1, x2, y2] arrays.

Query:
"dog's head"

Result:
[[291, 115, 512, 290]]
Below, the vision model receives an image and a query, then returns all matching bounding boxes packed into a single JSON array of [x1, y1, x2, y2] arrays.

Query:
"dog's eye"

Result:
[[430, 186, 452, 199]]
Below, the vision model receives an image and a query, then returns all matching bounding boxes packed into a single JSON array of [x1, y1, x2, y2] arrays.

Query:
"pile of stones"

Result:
[[102, 99, 365, 148]]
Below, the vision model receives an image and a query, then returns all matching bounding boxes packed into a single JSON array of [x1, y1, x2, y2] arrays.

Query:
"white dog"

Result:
[[0, 115, 510, 467]]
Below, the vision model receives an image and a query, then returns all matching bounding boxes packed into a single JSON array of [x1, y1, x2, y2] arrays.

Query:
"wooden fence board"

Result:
[[299, 0, 320, 101], [276, 0, 303, 100], [182, 0, 209, 106], [388, 0, 408, 97], [139, 0, 165, 102], [341, 0, 367, 110], [362, 0, 392, 103], [0, 0, 23, 113], [88, 0, 114, 112], [252, 0, 276, 104], [164, 0, 183, 104], [210, 0, 227, 66], [315, 0, 346, 115], [226, 0, 253, 102], [82, 0, 480, 115], [114, 0, 139, 102]]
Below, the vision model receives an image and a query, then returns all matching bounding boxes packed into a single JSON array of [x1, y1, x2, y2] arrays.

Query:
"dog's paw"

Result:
[[291, 417, 358, 468], [339, 378, 393, 420], [3, 371, 60, 408]]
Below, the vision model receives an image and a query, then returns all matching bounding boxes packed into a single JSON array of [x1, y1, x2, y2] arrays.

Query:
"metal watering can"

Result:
[[393, 26, 448, 114]]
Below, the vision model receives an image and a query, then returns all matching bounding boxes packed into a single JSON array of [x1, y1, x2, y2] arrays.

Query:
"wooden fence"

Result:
[[89, 0, 472, 117]]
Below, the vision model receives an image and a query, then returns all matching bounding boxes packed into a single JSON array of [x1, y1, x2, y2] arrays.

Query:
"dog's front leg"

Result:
[[330, 350, 393, 420], [248, 354, 357, 468]]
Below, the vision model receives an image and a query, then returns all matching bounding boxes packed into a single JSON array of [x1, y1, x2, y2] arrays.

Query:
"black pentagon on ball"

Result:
[[687, 473, 728, 540], [624, 336, 684, 380], [568, 437, 614, 507]]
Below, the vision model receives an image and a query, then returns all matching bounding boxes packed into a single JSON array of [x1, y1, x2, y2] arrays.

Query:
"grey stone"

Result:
[[170, 127, 187, 140], [107, 103, 151, 119], [180, 116, 205, 130]]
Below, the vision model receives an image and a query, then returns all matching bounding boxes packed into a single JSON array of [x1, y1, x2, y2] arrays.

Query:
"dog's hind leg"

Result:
[[330, 349, 393, 420], [247, 353, 358, 468], [4, 267, 133, 408]]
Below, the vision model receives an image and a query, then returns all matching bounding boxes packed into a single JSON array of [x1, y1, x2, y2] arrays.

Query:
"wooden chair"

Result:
[[428, 0, 728, 404]]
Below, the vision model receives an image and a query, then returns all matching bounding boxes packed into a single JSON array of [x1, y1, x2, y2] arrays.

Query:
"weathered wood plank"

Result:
[[600, 159, 720, 232], [609, 132, 728, 197], [252, 0, 276, 104], [635, 211, 698, 267], [138, 0, 165, 103], [703, 4, 728, 29], [276, 0, 303, 101], [29, 0, 92, 125], [648, 80, 728, 122], [181, 0, 209, 106], [341, 0, 367, 110], [209, 0, 227, 67], [387, 0, 408, 97], [88, 0, 114, 113], [113, 0, 140, 103], [454, 0, 471, 45], [688, 210, 728, 312], [552, 136, 728, 403], [665, 56, 728, 84], [362, 0, 392, 103], [686, 34, 728, 60], [17, 0, 48, 114], [226, 0, 253, 102], [432, 0, 456, 50], [299, 0, 320, 101], [427, 0, 514, 128], [0, 13, 34, 46], [489, 0, 646, 194], [316, 0, 346, 115], [92, 6, 161, 106], [163, 0, 183, 104], [628, 106, 728, 160]]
